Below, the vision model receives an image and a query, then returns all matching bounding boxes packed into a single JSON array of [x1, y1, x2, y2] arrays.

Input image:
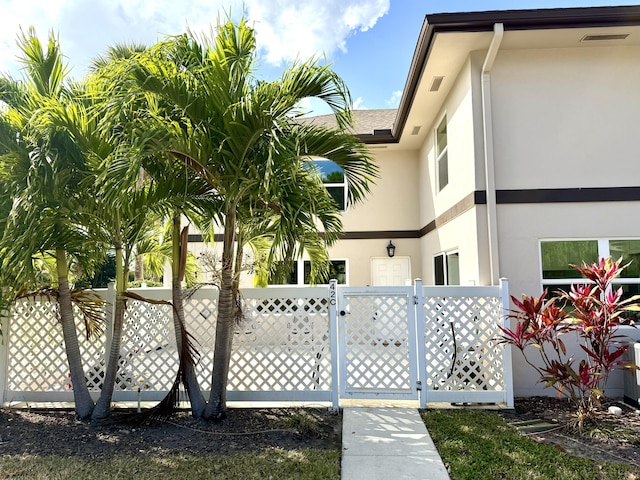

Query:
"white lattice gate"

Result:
[[335, 285, 421, 401]]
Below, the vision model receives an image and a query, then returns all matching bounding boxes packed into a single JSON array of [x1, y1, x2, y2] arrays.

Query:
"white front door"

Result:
[[371, 257, 411, 286]]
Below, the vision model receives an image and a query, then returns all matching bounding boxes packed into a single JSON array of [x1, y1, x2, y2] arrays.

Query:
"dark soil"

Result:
[[1, 398, 638, 470], [0, 407, 342, 459], [502, 397, 640, 469]]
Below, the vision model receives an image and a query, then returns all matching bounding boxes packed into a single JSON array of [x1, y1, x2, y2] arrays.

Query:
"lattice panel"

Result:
[[6, 297, 106, 393], [343, 294, 412, 391], [227, 296, 332, 391], [118, 300, 177, 392], [182, 294, 218, 391], [422, 295, 504, 392]]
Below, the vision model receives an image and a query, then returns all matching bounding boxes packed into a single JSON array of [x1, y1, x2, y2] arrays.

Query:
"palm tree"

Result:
[[129, 20, 378, 418], [0, 29, 101, 419]]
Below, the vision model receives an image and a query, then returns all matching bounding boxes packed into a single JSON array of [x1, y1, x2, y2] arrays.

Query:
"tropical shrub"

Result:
[[500, 257, 639, 429]]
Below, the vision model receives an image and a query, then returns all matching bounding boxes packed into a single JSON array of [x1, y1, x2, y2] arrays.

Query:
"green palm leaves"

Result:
[[0, 19, 377, 419]]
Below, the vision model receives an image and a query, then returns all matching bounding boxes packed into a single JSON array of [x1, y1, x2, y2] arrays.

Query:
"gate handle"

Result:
[[339, 310, 347, 316]]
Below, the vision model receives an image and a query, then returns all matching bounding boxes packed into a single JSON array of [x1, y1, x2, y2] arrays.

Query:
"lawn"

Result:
[[422, 409, 640, 480]]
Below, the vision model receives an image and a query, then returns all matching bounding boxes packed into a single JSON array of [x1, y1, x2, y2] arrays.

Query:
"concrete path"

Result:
[[341, 407, 450, 480]]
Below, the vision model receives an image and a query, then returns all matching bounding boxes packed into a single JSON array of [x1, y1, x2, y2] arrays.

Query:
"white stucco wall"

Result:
[[420, 208, 484, 286], [419, 59, 478, 224]]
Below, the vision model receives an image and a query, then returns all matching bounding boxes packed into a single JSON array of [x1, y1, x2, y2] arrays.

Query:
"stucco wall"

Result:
[[342, 148, 420, 232], [420, 208, 484, 286], [491, 46, 640, 190], [328, 238, 422, 286], [419, 58, 478, 225], [497, 201, 640, 397]]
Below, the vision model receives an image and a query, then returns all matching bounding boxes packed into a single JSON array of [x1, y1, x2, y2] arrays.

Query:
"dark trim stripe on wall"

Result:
[[496, 186, 640, 204], [186, 187, 640, 243]]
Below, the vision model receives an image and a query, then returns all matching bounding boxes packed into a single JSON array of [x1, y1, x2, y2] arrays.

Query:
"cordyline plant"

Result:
[[500, 257, 640, 429]]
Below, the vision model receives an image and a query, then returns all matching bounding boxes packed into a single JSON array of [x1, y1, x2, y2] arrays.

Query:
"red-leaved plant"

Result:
[[500, 257, 640, 429]]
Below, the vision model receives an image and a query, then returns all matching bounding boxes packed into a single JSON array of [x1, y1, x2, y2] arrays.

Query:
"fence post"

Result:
[[0, 304, 9, 405], [500, 278, 514, 408], [328, 280, 339, 410], [414, 279, 427, 408]]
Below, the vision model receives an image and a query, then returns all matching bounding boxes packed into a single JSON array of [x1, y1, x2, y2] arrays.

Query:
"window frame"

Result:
[[435, 115, 448, 192], [433, 249, 460, 286], [539, 238, 640, 294], [268, 258, 349, 286], [313, 159, 347, 212]]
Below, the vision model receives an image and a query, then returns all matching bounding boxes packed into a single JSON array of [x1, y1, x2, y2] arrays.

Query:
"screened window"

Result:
[[436, 116, 448, 192], [541, 239, 640, 298], [434, 251, 459, 285], [314, 159, 346, 211]]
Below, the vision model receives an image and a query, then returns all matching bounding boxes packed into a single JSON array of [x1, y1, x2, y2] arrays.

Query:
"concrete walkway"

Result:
[[341, 407, 450, 480]]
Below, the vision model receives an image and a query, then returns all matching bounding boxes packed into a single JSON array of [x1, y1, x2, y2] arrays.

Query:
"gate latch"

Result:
[[416, 380, 422, 391]]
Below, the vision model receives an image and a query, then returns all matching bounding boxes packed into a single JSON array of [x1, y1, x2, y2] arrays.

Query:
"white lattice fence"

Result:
[[5, 294, 107, 402], [0, 282, 511, 407], [419, 281, 513, 406]]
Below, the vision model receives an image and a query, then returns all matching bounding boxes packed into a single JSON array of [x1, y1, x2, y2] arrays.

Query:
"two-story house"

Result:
[[307, 5, 640, 298]]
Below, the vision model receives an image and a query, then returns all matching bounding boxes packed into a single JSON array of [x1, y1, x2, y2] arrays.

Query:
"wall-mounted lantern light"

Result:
[[386, 240, 396, 258]]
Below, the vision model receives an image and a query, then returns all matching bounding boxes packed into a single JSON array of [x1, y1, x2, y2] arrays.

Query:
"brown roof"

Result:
[[300, 109, 397, 142]]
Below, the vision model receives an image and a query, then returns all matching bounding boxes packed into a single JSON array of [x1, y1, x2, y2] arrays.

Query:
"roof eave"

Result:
[[390, 5, 640, 144]]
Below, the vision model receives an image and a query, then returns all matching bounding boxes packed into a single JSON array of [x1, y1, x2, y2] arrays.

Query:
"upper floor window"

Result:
[[434, 250, 459, 285], [314, 159, 346, 211], [269, 259, 348, 286], [541, 239, 640, 299], [436, 116, 448, 192]]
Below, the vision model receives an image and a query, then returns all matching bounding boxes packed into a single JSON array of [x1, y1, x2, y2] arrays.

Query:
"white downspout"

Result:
[[481, 23, 504, 285]]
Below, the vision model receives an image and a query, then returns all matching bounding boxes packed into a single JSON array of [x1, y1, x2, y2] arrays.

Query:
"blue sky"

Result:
[[1, 0, 636, 113]]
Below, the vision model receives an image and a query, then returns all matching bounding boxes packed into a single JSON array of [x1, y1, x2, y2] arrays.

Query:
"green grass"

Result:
[[422, 409, 640, 480], [0, 449, 340, 480]]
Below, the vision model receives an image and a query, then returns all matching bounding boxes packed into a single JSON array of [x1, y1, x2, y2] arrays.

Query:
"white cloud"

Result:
[[0, 0, 390, 78], [352, 97, 366, 110], [246, 0, 390, 65], [386, 90, 402, 108]]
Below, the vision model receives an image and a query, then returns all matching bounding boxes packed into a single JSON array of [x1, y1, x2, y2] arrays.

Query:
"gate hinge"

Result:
[[413, 295, 419, 305], [416, 380, 422, 391]]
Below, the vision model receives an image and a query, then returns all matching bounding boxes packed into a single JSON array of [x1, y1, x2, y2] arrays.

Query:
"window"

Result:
[[314, 159, 346, 211], [434, 251, 459, 285], [269, 259, 347, 286], [436, 116, 448, 192], [540, 239, 640, 298]]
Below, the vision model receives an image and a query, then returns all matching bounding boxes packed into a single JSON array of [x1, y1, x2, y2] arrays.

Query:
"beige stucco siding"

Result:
[[490, 46, 640, 190], [342, 148, 420, 232], [328, 238, 422, 286]]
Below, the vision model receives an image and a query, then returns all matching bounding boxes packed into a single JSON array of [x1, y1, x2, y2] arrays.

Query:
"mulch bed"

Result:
[[0, 407, 342, 459]]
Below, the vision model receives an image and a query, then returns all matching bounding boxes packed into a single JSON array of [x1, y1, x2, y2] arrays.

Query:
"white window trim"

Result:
[[435, 114, 448, 193], [313, 159, 348, 212], [268, 258, 349, 286], [434, 249, 459, 285], [539, 238, 640, 292]]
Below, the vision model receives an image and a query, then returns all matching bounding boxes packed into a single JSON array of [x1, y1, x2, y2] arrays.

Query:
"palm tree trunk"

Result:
[[171, 212, 206, 417], [92, 246, 125, 422], [205, 207, 237, 419], [56, 249, 95, 419]]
